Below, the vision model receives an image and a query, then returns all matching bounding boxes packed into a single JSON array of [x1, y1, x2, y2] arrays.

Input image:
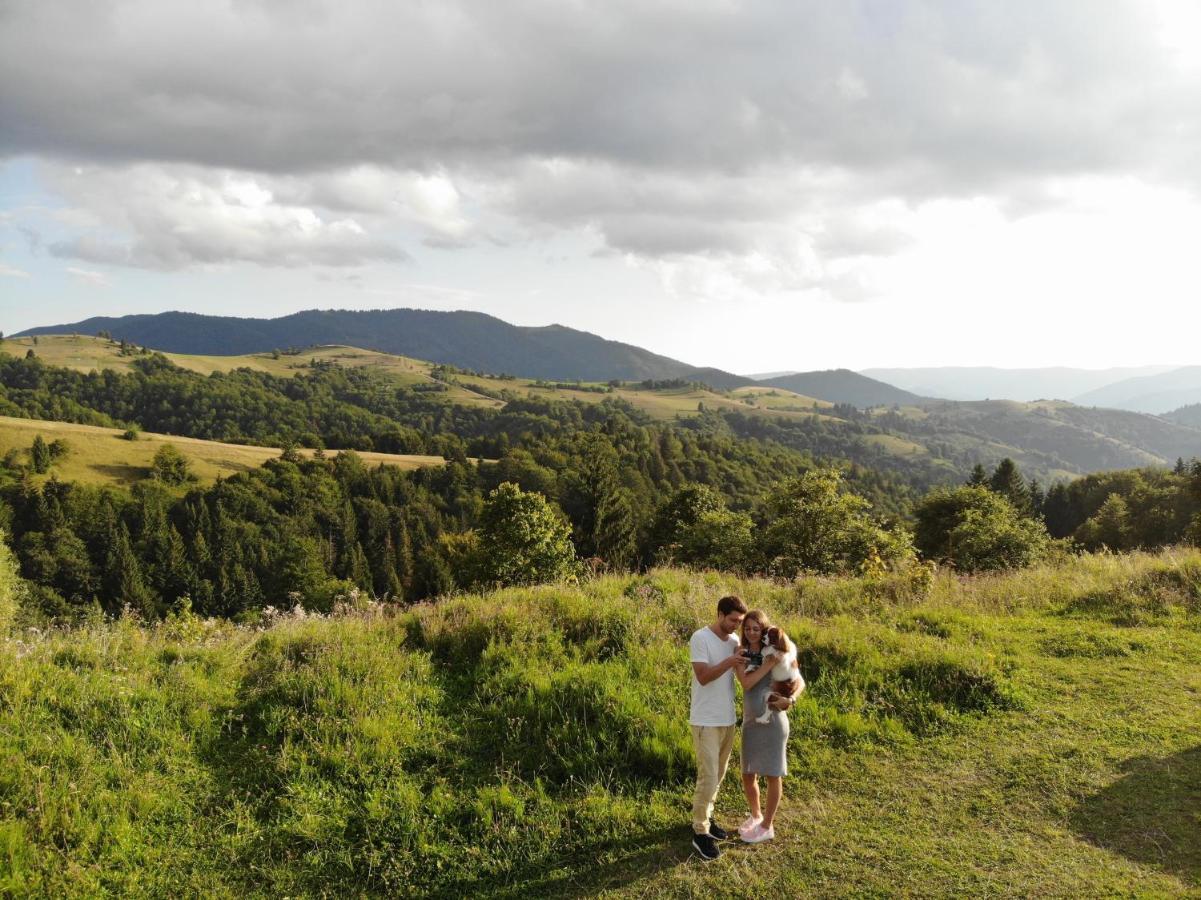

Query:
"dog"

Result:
[[752, 626, 804, 724]]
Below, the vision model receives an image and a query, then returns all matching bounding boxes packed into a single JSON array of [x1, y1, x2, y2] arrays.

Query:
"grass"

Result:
[[5, 336, 846, 424], [0, 415, 447, 488], [1, 550, 1200, 896]]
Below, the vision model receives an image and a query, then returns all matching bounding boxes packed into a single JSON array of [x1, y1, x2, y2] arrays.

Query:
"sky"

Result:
[[2, 0, 1201, 374]]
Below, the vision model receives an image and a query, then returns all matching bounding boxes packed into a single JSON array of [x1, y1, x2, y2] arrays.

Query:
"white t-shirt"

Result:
[[689, 626, 740, 726]]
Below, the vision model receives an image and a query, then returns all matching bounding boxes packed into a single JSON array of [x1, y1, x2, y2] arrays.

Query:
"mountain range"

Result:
[[15, 309, 911, 406], [12, 308, 1200, 416]]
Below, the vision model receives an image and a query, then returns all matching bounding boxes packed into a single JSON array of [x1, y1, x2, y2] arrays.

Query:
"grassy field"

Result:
[[1, 550, 1199, 896], [0, 415, 447, 487], [4, 335, 844, 424]]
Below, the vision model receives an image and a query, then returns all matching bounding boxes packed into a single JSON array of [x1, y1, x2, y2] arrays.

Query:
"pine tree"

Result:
[[30, 435, 51, 474], [104, 522, 154, 616], [966, 463, 988, 487], [989, 458, 1031, 516]]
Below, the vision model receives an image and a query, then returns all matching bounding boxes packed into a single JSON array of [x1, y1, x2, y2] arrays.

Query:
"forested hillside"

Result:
[[14, 309, 754, 387]]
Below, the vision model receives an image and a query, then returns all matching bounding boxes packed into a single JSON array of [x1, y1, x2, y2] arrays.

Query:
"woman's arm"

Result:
[[735, 659, 776, 690]]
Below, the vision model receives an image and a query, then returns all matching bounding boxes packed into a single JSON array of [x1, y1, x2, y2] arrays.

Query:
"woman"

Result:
[[736, 609, 795, 843]]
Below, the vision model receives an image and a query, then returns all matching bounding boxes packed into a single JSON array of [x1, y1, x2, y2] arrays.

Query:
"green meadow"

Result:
[[2, 335, 836, 423], [1, 549, 1198, 897], [0, 415, 447, 488]]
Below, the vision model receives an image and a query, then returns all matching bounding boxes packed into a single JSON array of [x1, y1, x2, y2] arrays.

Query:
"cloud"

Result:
[[0, 262, 30, 278], [3, 1, 1200, 297], [66, 266, 109, 286], [42, 164, 409, 269]]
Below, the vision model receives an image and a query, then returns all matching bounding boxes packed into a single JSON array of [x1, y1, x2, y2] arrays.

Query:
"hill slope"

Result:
[[1072, 366, 1201, 414], [2, 556, 1199, 896], [0, 415, 445, 487], [861, 366, 1176, 402], [14, 309, 754, 388], [757, 369, 925, 407]]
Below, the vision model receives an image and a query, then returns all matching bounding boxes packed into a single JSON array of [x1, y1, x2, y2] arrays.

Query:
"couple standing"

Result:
[[688, 594, 796, 861]]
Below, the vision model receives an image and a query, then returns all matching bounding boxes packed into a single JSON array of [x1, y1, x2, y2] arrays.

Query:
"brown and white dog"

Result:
[[753, 626, 804, 723]]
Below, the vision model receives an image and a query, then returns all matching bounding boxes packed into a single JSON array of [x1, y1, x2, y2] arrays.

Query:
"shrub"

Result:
[[759, 469, 915, 578], [474, 482, 577, 587], [915, 485, 1050, 572]]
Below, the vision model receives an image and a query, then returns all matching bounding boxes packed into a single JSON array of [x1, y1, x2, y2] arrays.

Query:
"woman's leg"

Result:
[[741, 772, 761, 818], [761, 775, 783, 828]]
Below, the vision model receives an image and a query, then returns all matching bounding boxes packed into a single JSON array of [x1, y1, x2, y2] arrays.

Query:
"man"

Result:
[[688, 594, 748, 860]]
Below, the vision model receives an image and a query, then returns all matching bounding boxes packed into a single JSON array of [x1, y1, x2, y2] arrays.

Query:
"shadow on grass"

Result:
[[89, 463, 148, 483], [1071, 746, 1201, 885], [429, 824, 698, 899]]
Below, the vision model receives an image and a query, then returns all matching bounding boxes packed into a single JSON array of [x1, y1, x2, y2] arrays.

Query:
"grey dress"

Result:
[[742, 672, 789, 777]]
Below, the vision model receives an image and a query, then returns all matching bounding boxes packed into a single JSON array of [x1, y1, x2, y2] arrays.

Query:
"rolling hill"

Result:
[[6, 335, 1201, 487], [1072, 366, 1201, 414], [0, 415, 446, 488], [756, 369, 925, 407], [860, 366, 1176, 403], [13, 309, 754, 389]]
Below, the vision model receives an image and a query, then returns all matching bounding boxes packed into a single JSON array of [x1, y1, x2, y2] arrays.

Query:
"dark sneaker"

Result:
[[692, 832, 721, 860], [708, 819, 730, 841]]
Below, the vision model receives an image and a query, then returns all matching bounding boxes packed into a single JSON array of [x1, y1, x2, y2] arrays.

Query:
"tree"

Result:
[[988, 458, 1031, 516], [1074, 493, 1132, 551], [651, 484, 752, 571], [150, 444, 193, 485], [759, 468, 914, 577], [475, 482, 576, 587], [30, 435, 51, 473], [914, 485, 1049, 572], [966, 463, 988, 487]]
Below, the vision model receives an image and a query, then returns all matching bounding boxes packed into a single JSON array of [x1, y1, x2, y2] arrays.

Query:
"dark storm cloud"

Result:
[[0, 1, 1183, 184], [1, 0, 1195, 279]]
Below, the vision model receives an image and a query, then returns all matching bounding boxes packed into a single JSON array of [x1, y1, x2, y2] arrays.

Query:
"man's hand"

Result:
[[730, 652, 748, 670]]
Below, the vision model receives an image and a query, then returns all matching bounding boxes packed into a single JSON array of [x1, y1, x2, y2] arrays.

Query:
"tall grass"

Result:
[[1, 549, 1199, 895]]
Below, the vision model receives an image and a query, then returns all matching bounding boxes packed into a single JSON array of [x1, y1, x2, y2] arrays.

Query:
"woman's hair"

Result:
[[740, 609, 772, 648]]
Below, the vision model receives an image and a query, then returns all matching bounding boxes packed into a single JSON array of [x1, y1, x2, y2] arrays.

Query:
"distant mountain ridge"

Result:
[[1071, 366, 1201, 414], [16, 309, 757, 389], [757, 370, 924, 408], [860, 366, 1178, 403]]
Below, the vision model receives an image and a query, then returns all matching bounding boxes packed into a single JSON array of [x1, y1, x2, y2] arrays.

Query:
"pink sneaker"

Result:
[[738, 815, 762, 835], [741, 822, 775, 844]]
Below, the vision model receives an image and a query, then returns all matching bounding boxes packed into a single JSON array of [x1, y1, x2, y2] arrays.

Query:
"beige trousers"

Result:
[[690, 724, 736, 834]]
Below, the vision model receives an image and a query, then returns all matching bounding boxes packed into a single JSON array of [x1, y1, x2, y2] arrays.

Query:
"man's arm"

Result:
[[692, 654, 743, 686]]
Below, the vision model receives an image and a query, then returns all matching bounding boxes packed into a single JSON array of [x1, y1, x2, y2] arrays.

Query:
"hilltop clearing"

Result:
[[0, 415, 446, 487], [1, 553, 1199, 896]]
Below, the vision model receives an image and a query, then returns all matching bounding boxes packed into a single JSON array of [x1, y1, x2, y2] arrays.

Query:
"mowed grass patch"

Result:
[[0, 415, 447, 487]]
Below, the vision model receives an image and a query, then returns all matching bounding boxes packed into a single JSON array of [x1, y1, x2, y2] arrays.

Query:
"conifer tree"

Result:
[[989, 458, 1031, 515], [104, 521, 154, 616], [30, 435, 51, 474]]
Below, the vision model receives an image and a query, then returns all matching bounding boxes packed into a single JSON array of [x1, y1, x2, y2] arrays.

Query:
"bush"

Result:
[[915, 485, 1050, 573], [760, 469, 915, 577]]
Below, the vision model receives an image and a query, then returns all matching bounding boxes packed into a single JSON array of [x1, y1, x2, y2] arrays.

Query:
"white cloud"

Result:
[[0, 262, 30, 278], [43, 164, 408, 269], [66, 266, 109, 286], [2, 0, 1201, 310]]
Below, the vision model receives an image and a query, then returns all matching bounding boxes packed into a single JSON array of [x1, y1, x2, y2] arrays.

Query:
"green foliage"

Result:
[[760, 468, 915, 577], [652, 484, 753, 572], [150, 443, 194, 485], [914, 485, 1050, 573], [29, 435, 51, 473], [0, 530, 19, 633], [475, 482, 577, 587]]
